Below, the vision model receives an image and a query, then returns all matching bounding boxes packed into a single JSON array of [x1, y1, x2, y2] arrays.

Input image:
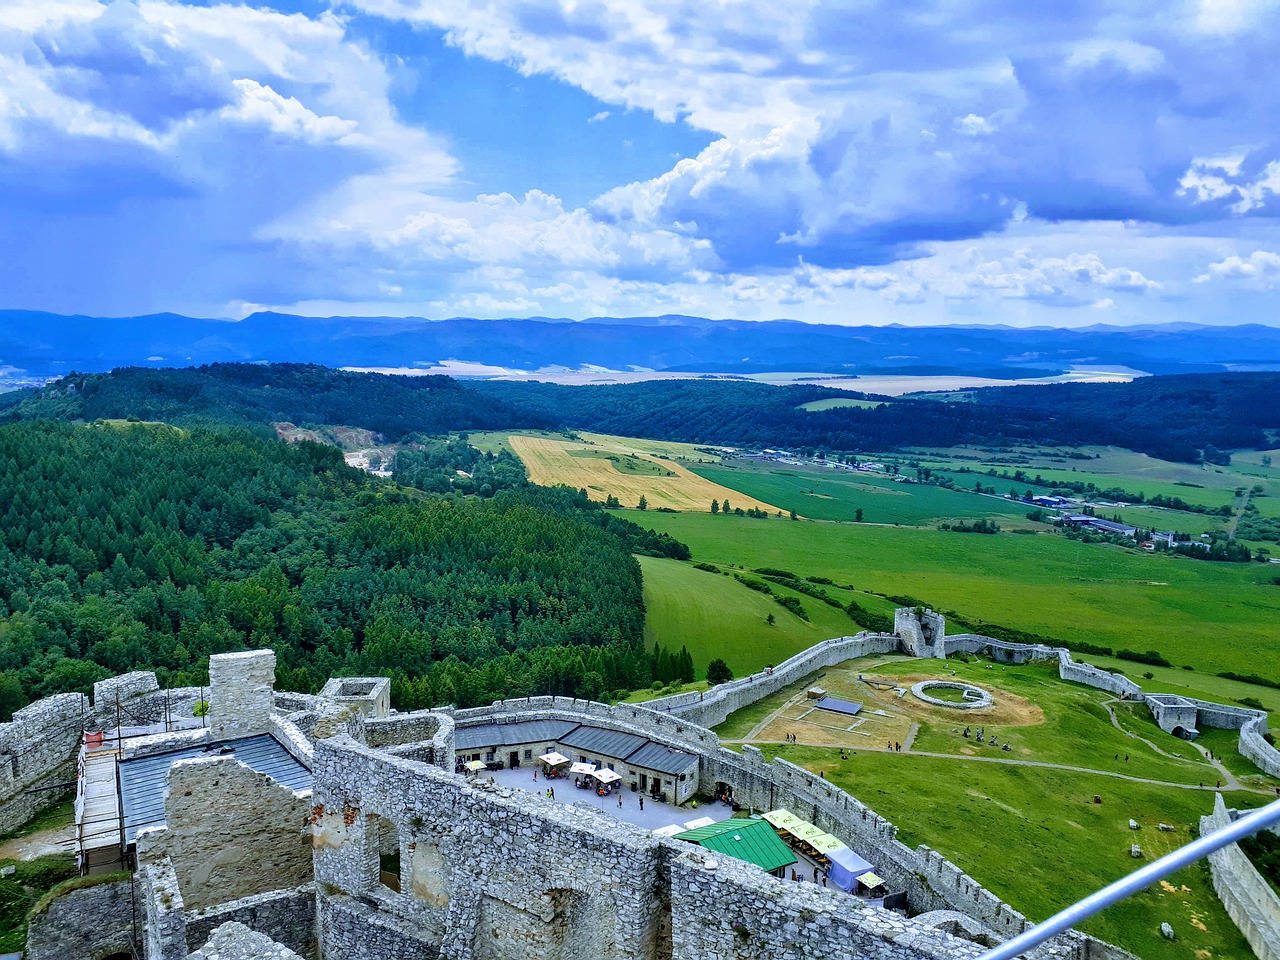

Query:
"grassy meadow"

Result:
[[692, 460, 1034, 524], [762, 741, 1260, 960], [633, 511, 1280, 682], [637, 556, 876, 675], [713, 655, 1275, 960]]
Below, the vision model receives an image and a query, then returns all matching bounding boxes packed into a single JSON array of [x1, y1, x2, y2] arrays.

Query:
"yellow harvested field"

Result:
[[507, 434, 784, 512]]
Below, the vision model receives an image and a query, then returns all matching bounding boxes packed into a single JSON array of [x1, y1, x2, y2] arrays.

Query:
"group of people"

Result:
[[789, 866, 831, 888]]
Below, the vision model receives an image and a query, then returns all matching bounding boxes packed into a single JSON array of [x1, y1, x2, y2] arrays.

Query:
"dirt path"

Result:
[[1226, 486, 1252, 538], [0, 823, 74, 861]]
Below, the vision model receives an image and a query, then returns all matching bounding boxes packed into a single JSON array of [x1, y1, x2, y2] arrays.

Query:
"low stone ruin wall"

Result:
[[0, 692, 87, 832], [307, 735, 1108, 960], [1240, 717, 1280, 778], [1201, 794, 1280, 960], [184, 886, 318, 959], [25, 876, 138, 960], [640, 632, 899, 728]]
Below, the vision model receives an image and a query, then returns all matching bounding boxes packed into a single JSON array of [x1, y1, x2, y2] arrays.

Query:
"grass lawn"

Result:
[[639, 556, 864, 676], [634, 512, 1280, 681], [858, 660, 1219, 787], [692, 461, 1033, 525], [756, 742, 1261, 960]]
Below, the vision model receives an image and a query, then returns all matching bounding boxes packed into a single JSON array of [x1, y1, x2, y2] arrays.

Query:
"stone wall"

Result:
[[311, 736, 667, 960], [364, 710, 455, 772], [621, 632, 900, 729], [184, 885, 317, 958], [188, 920, 307, 960], [1146, 695, 1203, 736], [141, 857, 191, 960], [320, 677, 392, 719], [1201, 793, 1280, 960], [308, 736, 1103, 960], [271, 713, 317, 767], [0, 691, 87, 832], [895, 607, 947, 659], [94, 670, 161, 708], [137, 756, 312, 911], [25, 877, 138, 960], [208, 650, 277, 741], [1241, 717, 1280, 778]]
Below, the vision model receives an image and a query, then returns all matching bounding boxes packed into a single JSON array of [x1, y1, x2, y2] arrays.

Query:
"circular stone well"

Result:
[[910, 680, 993, 709]]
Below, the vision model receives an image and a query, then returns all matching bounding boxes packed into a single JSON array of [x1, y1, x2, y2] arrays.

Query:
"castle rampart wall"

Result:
[[640, 632, 899, 728], [25, 877, 138, 960], [1201, 793, 1280, 960]]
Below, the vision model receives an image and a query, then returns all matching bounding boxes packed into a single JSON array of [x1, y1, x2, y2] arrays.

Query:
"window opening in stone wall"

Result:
[[371, 814, 401, 894]]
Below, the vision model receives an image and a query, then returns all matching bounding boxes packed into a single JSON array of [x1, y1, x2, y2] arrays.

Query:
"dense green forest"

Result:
[[0, 364, 544, 439], [5, 365, 1278, 464], [0, 421, 688, 719], [973, 374, 1277, 462]]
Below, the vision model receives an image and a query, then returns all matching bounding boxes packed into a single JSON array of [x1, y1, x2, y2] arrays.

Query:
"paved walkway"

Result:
[[480, 766, 734, 833]]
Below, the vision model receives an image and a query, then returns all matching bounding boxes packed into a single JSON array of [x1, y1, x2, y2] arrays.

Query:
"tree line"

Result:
[[0, 421, 688, 718]]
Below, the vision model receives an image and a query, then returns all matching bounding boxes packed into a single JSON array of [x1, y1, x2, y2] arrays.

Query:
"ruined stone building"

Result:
[[5, 609, 1275, 959]]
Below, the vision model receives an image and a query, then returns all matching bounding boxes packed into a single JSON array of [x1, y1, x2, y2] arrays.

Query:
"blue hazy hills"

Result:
[[4, 310, 1280, 379]]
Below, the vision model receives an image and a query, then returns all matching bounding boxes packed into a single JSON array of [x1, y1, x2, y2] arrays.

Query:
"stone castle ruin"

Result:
[[6, 607, 1278, 960]]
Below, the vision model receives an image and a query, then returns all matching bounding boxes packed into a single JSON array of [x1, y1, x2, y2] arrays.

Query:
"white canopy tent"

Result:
[[569, 761, 597, 775], [592, 769, 622, 784], [539, 752, 570, 766]]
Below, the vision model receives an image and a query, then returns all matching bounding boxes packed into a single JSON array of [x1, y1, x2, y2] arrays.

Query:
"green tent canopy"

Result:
[[673, 818, 798, 873]]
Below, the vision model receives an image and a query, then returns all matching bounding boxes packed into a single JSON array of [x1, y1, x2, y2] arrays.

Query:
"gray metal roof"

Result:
[[559, 724, 647, 761], [454, 719, 579, 751], [624, 740, 697, 775], [119, 734, 311, 845]]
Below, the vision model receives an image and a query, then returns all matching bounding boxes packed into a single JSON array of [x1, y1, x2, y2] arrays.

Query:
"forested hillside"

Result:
[[0, 364, 545, 439], [0, 422, 687, 718], [4, 364, 1278, 464], [972, 374, 1277, 462]]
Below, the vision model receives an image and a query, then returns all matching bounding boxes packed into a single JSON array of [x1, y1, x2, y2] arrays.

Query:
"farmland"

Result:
[[503, 432, 781, 511], [632, 511, 1280, 682], [692, 459, 1034, 525]]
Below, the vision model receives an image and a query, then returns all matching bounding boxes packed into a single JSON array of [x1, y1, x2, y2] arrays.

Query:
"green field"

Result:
[[758, 742, 1259, 960], [638, 556, 879, 675], [634, 512, 1280, 680], [692, 461, 1033, 525], [797, 397, 889, 411], [710, 655, 1273, 960]]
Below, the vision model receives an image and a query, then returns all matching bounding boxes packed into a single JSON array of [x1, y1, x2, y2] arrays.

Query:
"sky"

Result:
[[1, 0, 1278, 327]]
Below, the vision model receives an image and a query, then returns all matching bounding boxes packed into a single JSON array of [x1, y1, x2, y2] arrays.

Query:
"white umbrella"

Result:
[[539, 752, 570, 766], [683, 816, 715, 829], [464, 759, 487, 772], [570, 761, 597, 775], [652, 824, 684, 838], [592, 769, 622, 784]]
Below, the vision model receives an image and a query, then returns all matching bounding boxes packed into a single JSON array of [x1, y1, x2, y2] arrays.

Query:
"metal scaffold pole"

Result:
[[976, 798, 1280, 960]]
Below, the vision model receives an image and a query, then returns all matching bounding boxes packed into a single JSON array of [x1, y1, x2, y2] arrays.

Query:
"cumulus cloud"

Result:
[[3, 0, 1279, 325], [1195, 250, 1280, 284], [343, 0, 1280, 282], [1180, 156, 1280, 213]]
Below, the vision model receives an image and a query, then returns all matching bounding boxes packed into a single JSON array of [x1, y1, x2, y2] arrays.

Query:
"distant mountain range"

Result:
[[3, 310, 1280, 379]]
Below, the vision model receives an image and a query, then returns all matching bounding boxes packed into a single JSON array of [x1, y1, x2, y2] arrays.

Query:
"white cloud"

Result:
[[1180, 156, 1280, 213], [587, 110, 610, 123], [955, 114, 995, 136], [220, 79, 358, 143], [1195, 250, 1280, 284]]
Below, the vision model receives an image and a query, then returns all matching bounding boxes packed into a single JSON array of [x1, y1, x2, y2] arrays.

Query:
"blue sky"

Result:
[[1, 0, 1278, 326]]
